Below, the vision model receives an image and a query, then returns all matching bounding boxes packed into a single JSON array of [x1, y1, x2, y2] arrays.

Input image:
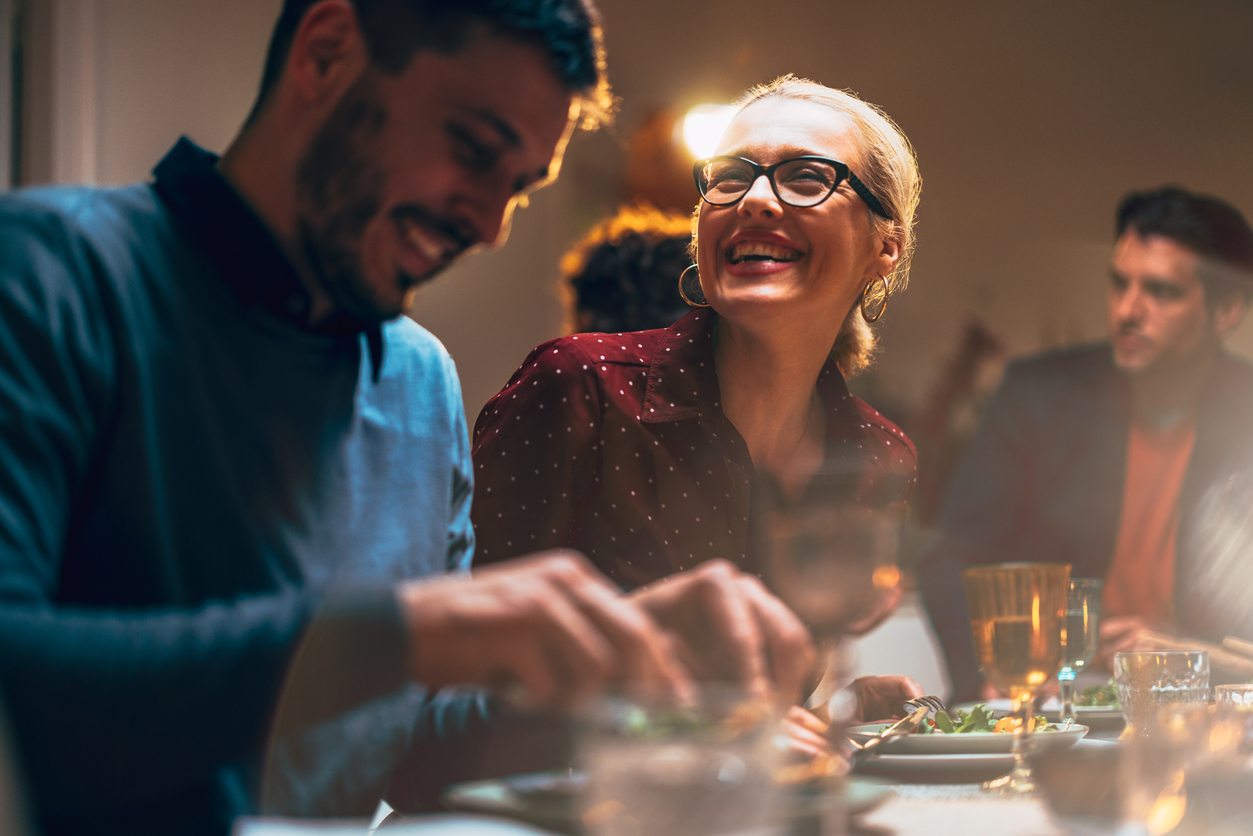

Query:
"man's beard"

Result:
[[294, 72, 413, 324]]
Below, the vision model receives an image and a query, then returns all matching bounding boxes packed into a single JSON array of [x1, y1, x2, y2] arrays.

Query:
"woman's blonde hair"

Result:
[[702, 75, 921, 377]]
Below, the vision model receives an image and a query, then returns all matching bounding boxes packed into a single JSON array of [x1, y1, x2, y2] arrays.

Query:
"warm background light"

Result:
[[681, 103, 737, 159]]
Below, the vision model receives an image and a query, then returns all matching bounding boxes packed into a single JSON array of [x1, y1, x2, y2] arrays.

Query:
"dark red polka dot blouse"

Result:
[[471, 310, 917, 589]]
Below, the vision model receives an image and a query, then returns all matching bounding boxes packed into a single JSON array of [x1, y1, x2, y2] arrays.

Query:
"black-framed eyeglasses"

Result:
[[692, 155, 891, 218]]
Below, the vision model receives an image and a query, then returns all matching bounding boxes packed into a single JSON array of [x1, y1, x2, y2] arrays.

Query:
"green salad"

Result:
[[915, 703, 1055, 734], [1075, 681, 1120, 707]]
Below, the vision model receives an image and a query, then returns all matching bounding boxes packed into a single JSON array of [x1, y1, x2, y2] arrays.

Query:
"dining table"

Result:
[[235, 733, 1131, 836]]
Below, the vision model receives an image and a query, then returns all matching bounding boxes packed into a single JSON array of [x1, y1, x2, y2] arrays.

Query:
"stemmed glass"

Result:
[[758, 453, 908, 645], [761, 500, 901, 645], [1058, 578, 1103, 726], [962, 562, 1071, 794]]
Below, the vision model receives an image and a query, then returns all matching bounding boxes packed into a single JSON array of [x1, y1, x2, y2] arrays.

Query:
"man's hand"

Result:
[[851, 674, 925, 722], [397, 552, 694, 708], [628, 560, 817, 705], [1096, 616, 1154, 668]]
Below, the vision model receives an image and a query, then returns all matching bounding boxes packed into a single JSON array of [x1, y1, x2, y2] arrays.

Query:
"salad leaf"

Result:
[[1076, 682, 1120, 707], [916, 704, 1059, 734], [954, 703, 996, 733]]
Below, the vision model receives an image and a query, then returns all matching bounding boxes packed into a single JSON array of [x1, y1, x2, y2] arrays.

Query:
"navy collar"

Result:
[[152, 137, 384, 379]]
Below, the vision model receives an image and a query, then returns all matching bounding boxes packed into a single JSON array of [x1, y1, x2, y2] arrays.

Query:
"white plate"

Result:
[[442, 771, 896, 829], [852, 737, 1115, 784], [846, 721, 1087, 755], [962, 699, 1126, 731]]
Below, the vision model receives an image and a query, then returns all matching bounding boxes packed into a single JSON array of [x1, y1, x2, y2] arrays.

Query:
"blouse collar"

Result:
[[641, 309, 868, 447]]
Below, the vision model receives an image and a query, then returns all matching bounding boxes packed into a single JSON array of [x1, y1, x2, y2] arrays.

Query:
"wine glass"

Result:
[[758, 455, 906, 647], [962, 562, 1071, 794], [1058, 578, 1102, 726], [761, 501, 901, 644]]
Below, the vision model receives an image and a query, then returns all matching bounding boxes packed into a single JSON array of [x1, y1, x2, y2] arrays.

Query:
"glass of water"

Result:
[[1113, 650, 1210, 735], [578, 690, 784, 836], [1058, 578, 1102, 725]]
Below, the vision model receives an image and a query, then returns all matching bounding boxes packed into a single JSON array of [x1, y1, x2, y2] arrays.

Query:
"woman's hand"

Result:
[[851, 674, 925, 722], [781, 705, 832, 757]]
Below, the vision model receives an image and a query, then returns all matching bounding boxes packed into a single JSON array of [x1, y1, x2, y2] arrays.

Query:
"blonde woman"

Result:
[[474, 73, 920, 588]]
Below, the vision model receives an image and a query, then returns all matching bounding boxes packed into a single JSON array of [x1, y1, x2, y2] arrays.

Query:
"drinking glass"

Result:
[[1215, 684, 1253, 755], [1119, 700, 1248, 832], [1215, 683, 1253, 708], [1058, 578, 1102, 726], [1113, 650, 1209, 736], [578, 690, 783, 836], [962, 562, 1071, 794], [762, 502, 900, 642], [759, 456, 903, 644]]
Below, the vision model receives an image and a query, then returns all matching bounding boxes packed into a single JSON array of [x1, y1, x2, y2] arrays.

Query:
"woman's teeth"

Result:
[[728, 242, 800, 263]]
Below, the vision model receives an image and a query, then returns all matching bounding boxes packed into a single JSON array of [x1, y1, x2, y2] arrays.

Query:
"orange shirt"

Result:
[[1102, 417, 1197, 630]]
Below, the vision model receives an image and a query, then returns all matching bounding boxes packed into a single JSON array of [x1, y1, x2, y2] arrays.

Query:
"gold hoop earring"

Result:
[[678, 264, 710, 308], [861, 274, 890, 323]]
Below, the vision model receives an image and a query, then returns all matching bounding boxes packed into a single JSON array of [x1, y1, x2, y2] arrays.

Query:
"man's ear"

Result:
[[1214, 294, 1248, 337], [285, 0, 369, 108]]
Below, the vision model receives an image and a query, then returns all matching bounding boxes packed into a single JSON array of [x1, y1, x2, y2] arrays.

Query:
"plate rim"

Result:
[[845, 720, 1088, 755]]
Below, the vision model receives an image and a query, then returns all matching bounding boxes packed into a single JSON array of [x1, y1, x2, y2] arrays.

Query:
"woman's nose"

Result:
[[737, 174, 781, 216]]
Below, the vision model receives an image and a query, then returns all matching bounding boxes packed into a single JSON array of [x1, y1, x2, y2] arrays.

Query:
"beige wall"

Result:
[[93, 0, 279, 185], [40, 0, 1253, 424]]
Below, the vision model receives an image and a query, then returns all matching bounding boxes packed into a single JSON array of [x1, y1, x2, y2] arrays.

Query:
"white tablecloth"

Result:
[[857, 785, 1068, 836]]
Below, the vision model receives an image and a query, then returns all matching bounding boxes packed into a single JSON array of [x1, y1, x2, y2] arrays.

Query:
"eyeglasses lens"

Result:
[[699, 159, 842, 208], [774, 160, 839, 206], [700, 160, 756, 204]]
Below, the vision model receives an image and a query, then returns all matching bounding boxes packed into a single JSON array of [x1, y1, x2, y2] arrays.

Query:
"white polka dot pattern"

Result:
[[471, 310, 918, 589]]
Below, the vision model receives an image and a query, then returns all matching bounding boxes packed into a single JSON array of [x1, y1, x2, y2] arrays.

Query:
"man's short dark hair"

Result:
[[1117, 185, 1253, 306], [252, 0, 611, 127]]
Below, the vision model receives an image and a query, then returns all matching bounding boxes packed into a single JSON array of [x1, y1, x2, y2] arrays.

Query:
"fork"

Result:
[[903, 695, 948, 716], [845, 704, 930, 758]]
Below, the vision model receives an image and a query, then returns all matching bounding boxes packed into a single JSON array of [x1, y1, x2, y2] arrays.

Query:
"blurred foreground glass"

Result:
[[762, 501, 900, 643], [1215, 684, 1253, 755], [1058, 578, 1102, 726], [962, 562, 1070, 794], [578, 691, 784, 836], [1113, 650, 1209, 736], [1119, 700, 1249, 835]]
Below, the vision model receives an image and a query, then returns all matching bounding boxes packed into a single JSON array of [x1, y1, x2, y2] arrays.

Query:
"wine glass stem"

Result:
[[1010, 695, 1033, 783], [1058, 671, 1076, 724]]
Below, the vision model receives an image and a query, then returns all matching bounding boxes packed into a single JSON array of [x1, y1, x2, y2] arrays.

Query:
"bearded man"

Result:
[[0, 2, 820, 833]]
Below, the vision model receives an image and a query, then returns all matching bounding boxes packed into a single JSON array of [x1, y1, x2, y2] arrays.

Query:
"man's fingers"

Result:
[[736, 574, 816, 703], [501, 640, 559, 706], [547, 557, 695, 704], [690, 561, 768, 696], [525, 582, 621, 703]]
